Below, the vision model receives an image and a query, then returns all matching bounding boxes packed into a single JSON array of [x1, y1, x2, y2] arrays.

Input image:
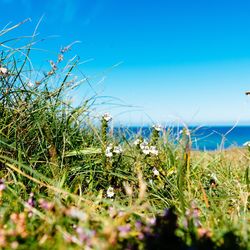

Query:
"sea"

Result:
[[114, 126, 250, 151]]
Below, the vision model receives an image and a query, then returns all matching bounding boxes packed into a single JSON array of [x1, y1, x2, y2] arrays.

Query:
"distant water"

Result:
[[114, 126, 250, 151]]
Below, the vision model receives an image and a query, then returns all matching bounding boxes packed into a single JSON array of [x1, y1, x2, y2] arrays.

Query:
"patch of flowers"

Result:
[[139, 140, 159, 156], [105, 144, 123, 158]]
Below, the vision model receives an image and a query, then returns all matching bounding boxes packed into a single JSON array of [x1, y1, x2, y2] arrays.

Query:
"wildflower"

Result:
[[76, 227, 95, 245], [197, 228, 212, 238], [10, 212, 28, 238], [140, 142, 159, 155], [38, 199, 54, 211], [184, 202, 202, 228], [142, 146, 150, 155], [133, 139, 141, 145], [26, 192, 35, 217], [27, 193, 35, 207], [209, 173, 218, 188], [0, 67, 8, 76], [0, 179, 6, 191], [0, 229, 6, 247], [117, 224, 131, 237], [140, 140, 148, 150], [113, 145, 123, 154], [153, 124, 163, 131], [135, 221, 142, 230], [66, 207, 87, 221], [108, 206, 117, 218], [27, 81, 34, 87], [210, 173, 218, 183], [146, 217, 156, 225], [105, 145, 113, 158], [10, 241, 19, 249], [149, 146, 159, 156], [102, 112, 112, 122], [107, 186, 115, 198], [152, 167, 160, 176]]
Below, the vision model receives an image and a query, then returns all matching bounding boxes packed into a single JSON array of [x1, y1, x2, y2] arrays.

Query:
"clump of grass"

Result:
[[0, 20, 249, 249]]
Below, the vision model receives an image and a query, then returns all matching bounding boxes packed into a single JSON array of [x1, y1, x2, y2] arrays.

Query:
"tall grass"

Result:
[[0, 21, 249, 249]]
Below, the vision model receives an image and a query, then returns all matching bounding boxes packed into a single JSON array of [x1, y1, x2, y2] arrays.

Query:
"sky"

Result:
[[1, 0, 250, 125]]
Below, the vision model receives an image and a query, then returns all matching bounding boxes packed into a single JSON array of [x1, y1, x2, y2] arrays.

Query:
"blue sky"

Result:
[[1, 0, 250, 125]]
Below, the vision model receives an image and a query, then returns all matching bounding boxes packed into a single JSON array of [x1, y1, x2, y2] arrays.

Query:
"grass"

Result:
[[0, 20, 249, 249]]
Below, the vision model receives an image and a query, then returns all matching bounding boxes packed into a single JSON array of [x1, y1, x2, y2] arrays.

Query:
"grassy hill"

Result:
[[0, 21, 249, 249]]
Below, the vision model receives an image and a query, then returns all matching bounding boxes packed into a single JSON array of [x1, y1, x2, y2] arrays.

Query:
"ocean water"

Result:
[[114, 126, 250, 151]]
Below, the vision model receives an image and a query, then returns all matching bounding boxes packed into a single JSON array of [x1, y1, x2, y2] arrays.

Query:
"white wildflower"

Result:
[[107, 187, 115, 198], [153, 167, 160, 176], [106, 143, 113, 151], [153, 124, 163, 131], [150, 146, 159, 156], [27, 81, 34, 87], [210, 173, 218, 182], [103, 113, 112, 122], [66, 207, 87, 221], [140, 140, 148, 150], [149, 179, 153, 185], [105, 147, 113, 158], [133, 139, 141, 146], [113, 145, 123, 154], [0, 67, 8, 76], [142, 146, 150, 155]]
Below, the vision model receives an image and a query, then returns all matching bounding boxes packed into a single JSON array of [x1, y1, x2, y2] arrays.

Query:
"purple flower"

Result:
[[0, 179, 6, 191], [118, 224, 131, 237], [27, 193, 35, 207]]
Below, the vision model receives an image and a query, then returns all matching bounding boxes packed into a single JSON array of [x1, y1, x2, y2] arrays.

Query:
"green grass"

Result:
[[0, 20, 249, 249]]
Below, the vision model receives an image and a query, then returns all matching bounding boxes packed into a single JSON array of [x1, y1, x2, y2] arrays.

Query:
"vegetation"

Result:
[[0, 20, 249, 249]]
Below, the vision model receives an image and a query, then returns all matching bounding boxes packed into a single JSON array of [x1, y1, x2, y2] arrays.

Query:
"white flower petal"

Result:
[[153, 167, 159, 176], [107, 187, 115, 198], [0, 67, 8, 75], [113, 145, 123, 154], [133, 139, 141, 145], [140, 141, 148, 150], [142, 146, 150, 155], [150, 146, 159, 156], [103, 113, 112, 122], [153, 124, 163, 131]]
